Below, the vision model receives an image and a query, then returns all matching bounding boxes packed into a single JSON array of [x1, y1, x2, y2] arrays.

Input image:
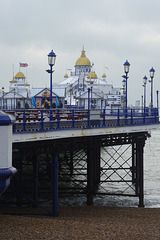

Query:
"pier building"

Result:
[[0, 71, 31, 109], [0, 47, 122, 110], [31, 47, 121, 109], [52, 47, 121, 109], [0, 106, 159, 216]]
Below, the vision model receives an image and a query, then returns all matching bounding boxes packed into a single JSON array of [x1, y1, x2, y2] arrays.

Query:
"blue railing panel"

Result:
[[3, 107, 159, 133]]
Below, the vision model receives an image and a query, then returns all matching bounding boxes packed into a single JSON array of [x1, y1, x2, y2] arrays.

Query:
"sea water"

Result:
[[144, 129, 160, 208], [94, 129, 160, 208]]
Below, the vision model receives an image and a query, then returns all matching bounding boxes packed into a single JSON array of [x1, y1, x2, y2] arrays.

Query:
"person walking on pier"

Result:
[[44, 99, 49, 109]]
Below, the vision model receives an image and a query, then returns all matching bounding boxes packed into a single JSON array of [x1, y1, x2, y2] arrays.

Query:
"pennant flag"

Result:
[[20, 63, 28, 67], [32, 97, 36, 107], [56, 97, 59, 107]]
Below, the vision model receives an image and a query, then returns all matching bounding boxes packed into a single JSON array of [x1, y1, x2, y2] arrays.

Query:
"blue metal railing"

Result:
[[4, 107, 159, 133]]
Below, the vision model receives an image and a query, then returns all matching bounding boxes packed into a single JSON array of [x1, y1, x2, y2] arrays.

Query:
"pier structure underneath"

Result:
[[0, 131, 149, 215]]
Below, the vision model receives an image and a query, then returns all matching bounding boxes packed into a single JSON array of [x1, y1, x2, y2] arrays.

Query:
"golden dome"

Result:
[[64, 73, 68, 78], [87, 71, 97, 79], [102, 73, 106, 78], [10, 76, 17, 83], [25, 82, 30, 86], [87, 78, 94, 84], [15, 72, 25, 79], [75, 47, 91, 66]]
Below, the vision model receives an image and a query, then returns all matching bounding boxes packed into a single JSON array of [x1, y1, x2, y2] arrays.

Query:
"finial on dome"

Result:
[[81, 46, 86, 57], [64, 73, 68, 78]]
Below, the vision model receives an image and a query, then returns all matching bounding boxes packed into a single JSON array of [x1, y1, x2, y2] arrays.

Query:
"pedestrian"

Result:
[[44, 99, 49, 109], [17, 100, 21, 109]]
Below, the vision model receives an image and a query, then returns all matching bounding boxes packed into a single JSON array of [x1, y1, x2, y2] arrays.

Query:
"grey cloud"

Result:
[[0, 0, 160, 105]]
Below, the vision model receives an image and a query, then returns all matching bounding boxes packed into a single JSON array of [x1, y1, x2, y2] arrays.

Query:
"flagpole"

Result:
[[12, 64, 14, 77], [26, 68, 27, 84]]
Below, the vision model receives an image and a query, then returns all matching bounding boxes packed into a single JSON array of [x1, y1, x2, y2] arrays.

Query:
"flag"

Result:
[[32, 97, 36, 107], [20, 63, 28, 67], [56, 97, 59, 107]]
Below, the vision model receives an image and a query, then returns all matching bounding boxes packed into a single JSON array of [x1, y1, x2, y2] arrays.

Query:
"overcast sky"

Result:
[[1, 0, 160, 105]]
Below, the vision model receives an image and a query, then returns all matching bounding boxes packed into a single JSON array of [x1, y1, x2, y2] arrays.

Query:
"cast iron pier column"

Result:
[[52, 155, 59, 216]]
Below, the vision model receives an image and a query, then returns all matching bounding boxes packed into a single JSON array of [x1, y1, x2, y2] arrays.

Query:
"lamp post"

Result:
[[143, 76, 147, 109], [2, 87, 4, 110], [90, 80, 93, 109], [69, 85, 72, 108], [156, 90, 159, 109], [149, 67, 155, 110], [87, 79, 93, 110], [123, 60, 130, 118], [79, 89, 81, 108], [14, 89, 16, 109], [122, 78, 126, 109], [46, 50, 56, 121], [88, 87, 91, 111], [141, 95, 143, 109], [47, 50, 56, 106]]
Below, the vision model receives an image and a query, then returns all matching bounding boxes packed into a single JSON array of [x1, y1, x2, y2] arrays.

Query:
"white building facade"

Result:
[[0, 72, 31, 109], [1, 47, 122, 110], [54, 47, 122, 109]]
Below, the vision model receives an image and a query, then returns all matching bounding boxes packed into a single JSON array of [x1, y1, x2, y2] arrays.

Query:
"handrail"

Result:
[[4, 107, 159, 133]]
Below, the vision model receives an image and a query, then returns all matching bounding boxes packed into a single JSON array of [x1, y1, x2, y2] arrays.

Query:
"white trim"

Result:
[[12, 124, 160, 143]]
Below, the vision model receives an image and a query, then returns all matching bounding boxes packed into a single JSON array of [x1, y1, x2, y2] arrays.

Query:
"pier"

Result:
[[0, 107, 159, 216]]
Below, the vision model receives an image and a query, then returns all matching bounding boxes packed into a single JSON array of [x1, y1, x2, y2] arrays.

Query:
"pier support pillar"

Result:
[[15, 153, 23, 206], [132, 143, 137, 184], [69, 148, 73, 176], [94, 146, 101, 193], [87, 139, 96, 206], [87, 139, 94, 206], [52, 155, 59, 217], [32, 155, 39, 207], [137, 135, 145, 207], [132, 134, 146, 208]]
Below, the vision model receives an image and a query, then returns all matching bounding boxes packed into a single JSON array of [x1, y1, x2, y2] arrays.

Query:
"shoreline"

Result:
[[0, 206, 160, 239]]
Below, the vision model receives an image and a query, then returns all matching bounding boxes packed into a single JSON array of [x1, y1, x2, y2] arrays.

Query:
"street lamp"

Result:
[[13, 88, 16, 109], [143, 76, 147, 109], [46, 50, 56, 121], [2, 87, 4, 110], [90, 81, 93, 109], [88, 87, 91, 111], [69, 85, 72, 108], [149, 67, 155, 110], [123, 60, 130, 117], [156, 90, 159, 109], [79, 89, 81, 108], [46, 50, 56, 109], [122, 78, 126, 108], [141, 95, 143, 109], [87, 78, 94, 110]]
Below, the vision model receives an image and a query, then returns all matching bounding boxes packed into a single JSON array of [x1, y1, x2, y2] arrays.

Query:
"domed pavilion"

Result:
[[75, 47, 91, 76]]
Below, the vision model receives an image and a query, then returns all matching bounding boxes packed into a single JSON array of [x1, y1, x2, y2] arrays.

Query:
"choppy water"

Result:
[[59, 129, 160, 208], [144, 129, 160, 208]]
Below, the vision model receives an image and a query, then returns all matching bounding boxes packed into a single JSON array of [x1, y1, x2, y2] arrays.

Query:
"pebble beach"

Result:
[[0, 206, 160, 239]]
